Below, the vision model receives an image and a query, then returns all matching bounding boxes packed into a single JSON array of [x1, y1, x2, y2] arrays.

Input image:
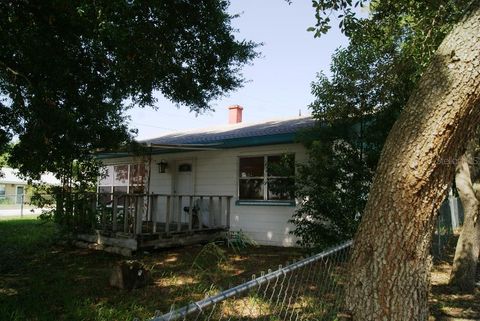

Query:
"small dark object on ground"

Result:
[[109, 261, 151, 290]]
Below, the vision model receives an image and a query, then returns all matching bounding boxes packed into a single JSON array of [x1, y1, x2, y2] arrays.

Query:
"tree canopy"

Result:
[[296, 0, 480, 319], [292, 0, 473, 248], [291, 37, 405, 247], [0, 0, 258, 179]]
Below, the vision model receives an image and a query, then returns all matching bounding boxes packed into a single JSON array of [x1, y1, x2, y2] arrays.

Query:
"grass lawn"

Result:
[[0, 214, 40, 221], [1, 218, 478, 321], [0, 218, 304, 321]]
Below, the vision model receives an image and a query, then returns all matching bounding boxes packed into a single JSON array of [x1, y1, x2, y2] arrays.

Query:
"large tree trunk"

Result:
[[344, 6, 480, 321], [449, 148, 480, 292]]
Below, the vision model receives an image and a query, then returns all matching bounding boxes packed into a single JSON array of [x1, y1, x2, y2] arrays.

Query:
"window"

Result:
[[178, 163, 192, 172], [267, 155, 295, 200], [0, 184, 5, 199], [238, 154, 295, 202], [239, 157, 264, 200], [97, 163, 146, 197]]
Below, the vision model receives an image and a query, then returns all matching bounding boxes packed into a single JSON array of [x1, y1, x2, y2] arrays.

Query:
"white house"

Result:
[[96, 106, 314, 247]]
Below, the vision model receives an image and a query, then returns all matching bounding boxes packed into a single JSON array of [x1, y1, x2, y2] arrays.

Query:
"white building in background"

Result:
[[0, 167, 59, 204]]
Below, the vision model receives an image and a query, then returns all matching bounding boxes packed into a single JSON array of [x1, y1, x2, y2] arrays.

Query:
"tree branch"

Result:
[[0, 61, 32, 86]]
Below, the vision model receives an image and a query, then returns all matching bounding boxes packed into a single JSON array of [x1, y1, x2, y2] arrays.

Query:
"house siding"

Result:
[[4, 184, 18, 196], [101, 143, 307, 247], [0, 183, 30, 204]]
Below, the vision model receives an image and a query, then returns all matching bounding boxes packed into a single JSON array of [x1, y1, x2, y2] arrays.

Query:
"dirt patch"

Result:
[[429, 259, 480, 321]]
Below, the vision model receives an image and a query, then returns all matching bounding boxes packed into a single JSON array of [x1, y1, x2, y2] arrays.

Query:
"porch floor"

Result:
[[76, 225, 227, 256]]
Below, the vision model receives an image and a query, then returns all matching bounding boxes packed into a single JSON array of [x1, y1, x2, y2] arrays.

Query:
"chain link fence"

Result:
[[141, 195, 463, 321], [432, 195, 463, 259], [1, 189, 461, 319], [147, 241, 352, 321], [0, 193, 54, 218]]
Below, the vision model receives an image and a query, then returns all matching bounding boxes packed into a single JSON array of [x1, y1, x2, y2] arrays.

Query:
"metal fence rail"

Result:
[[149, 241, 352, 321], [0, 193, 51, 217], [432, 195, 463, 259]]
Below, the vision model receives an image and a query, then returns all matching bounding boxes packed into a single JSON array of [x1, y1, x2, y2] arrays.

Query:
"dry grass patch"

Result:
[[0, 218, 303, 321], [429, 255, 480, 320]]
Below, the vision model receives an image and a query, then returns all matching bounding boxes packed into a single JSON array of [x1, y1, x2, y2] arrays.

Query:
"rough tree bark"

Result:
[[449, 145, 480, 292], [344, 6, 480, 321]]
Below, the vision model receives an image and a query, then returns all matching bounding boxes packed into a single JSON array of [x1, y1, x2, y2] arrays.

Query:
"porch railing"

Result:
[[59, 193, 232, 237]]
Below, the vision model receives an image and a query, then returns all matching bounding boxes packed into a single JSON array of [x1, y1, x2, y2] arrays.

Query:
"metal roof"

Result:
[[0, 167, 60, 185], [96, 116, 315, 159], [141, 116, 315, 147]]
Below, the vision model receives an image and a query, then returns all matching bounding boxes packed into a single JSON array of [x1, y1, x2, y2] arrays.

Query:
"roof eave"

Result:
[[96, 133, 298, 159]]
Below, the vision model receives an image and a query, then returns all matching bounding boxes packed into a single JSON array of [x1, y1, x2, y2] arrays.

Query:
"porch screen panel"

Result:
[[98, 163, 145, 195], [113, 186, 127, 194], [99, 166, 113, 186], [98, 166, 113, 205], [98, 186, 112, 205], [113, 165, 129, 186]]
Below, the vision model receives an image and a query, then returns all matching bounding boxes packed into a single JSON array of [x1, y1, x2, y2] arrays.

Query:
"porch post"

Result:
[[177, 196, 183, 232], [152, 195, 157, 234], [218, 196, 223, 227], [112, 195, 118, 232], [198, 196, 204, 231], [165, 195, 171, 235], [226, 196, 231, 229], [90, 194, 96, 230], [123, 196, 128, 233], [135, 195, 143, 235], [209, 196, 214, 227], [188, 196, 193, 231]]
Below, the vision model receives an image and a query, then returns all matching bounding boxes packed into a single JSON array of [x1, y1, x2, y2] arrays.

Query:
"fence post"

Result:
[[20, 194, 24, 218], [437, 211, 442, 258]]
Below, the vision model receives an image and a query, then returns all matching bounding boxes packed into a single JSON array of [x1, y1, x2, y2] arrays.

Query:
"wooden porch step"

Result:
[[139, 229, 226, 249]]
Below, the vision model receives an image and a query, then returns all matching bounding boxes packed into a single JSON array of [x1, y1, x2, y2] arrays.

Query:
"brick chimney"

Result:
[[228, 105, 243, 124]]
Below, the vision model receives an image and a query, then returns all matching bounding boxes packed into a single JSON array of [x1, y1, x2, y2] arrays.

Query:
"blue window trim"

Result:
[[235, 200, 295, 207]]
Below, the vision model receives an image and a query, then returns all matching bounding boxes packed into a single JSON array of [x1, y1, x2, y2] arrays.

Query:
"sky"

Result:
[[127, 0, 349, 140]]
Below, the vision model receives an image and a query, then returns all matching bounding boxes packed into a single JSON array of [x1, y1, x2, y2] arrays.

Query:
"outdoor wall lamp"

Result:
[[158, 159, 168, 173]]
